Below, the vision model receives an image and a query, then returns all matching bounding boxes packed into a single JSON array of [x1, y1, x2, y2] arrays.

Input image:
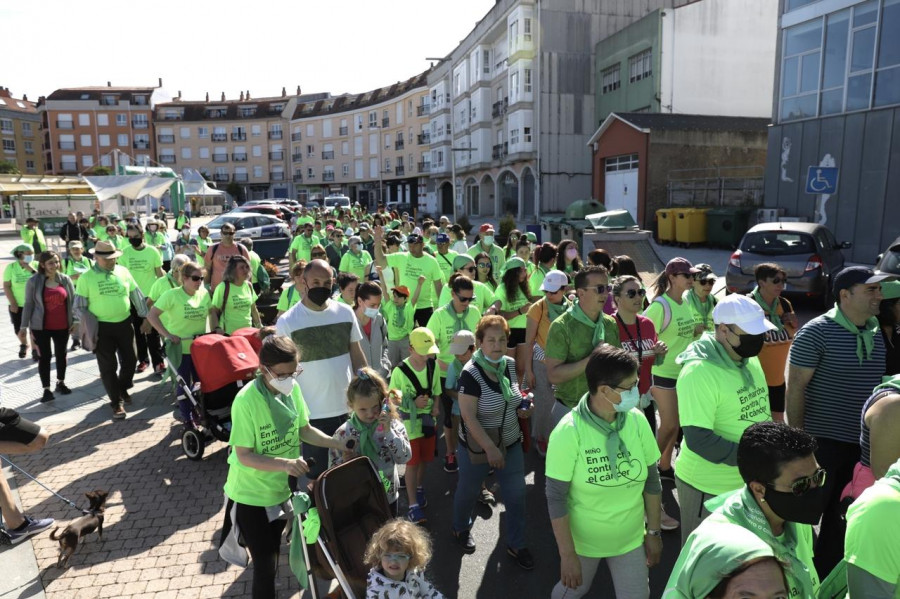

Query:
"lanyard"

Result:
[[616, 313, 643, 362]]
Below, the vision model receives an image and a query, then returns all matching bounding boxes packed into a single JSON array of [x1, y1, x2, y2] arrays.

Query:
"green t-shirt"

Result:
[[433, 250, 458, 282], [296, 215, 314, 227], [386, 253, 443, 308], [119, 245, 162, 296], [381, 299, 416, 341], [467, 243, 506, 275], [149, 274, 178, 303], [426, 304, 482, 373], [546, 407, 661, 558], [529, 265, 551, 297], [154, 286, 211, 353], [675, 356, 770, 495], [684, 290, 717, 337], [3, 261, 37, 305], [339, 250, 373, 279], [144, 230, 167, 251], [846, 477, 900, 595], [94, 228, 109, 242], [196, 237, 210, 267], [643, 295, 697, 379], [289, 234, 317, 263], [63, 256, 93, 279], [389, 358, 441, 440], [75, 265, 138, 323], [211, 280, 258, 334], [492, 284, 529, 329], [438, 279, 495, 315], [20, 227, 47, 252], [248, 250, 261, 285], [224, 378, 310, 507], [544, 311, 621, 407], [277, 286, 302, 312]]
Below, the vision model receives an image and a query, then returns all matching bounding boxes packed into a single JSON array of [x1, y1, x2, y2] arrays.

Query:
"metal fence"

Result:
[[666, 166, 764, 208]]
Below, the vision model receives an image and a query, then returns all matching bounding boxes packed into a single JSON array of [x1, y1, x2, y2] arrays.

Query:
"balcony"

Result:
[[491, 98, 508, 118], [395, 139, 404, 150], [133, 141, 150, 149], [157, 134, 175, 143], [211, 133, 227, 142], [59, 162, 78, 173], [212, 173, 229, 182], [269, 151, 284, 160], [232, 173, 249, 182], [417, 133, 430, 145], [339, 126, 348, 136], [56, 121, 74, 129], [231, 132, 247, 141], [417, 105, 429, 116], [417, 162, 429, 173], [396, 166, 405, 176], [161, 113, 182, 120], [269, 172, 285, 181], [132, 120, 149, 129], [212, 154, 228, 163], [291, 132, 302, 142], [323, 172, 335, 182], [292, 153, 303, 163], [232, 153, 248, 161], [321, 150, 334, 160], [58, 141, 76, 150], [293, 173, 303, 182], [159, 155, 176, 164], [491, 142, 508, 160], [268, 130, 283, 140]]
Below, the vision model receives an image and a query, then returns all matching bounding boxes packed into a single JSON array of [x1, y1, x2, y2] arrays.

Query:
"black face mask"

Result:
[[306, 286, 331, 307], [727, 328, 766, 358], [764, 485, 827, 525], [128, 237, 143, 248]]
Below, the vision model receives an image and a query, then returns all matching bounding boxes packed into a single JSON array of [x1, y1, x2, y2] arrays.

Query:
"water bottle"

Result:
[[519, 390, 534, 410]]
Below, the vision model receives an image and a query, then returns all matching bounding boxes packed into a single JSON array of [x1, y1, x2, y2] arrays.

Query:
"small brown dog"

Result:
[[49, 489, 108, 568]]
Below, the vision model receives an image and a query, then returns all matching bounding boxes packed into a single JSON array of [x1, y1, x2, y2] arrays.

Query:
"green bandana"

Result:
[[676, 332, 754, 387], [349, 413, 380, 466], [545, 297, 570, 323], [446, 300, 471, 334], [472, 349, 514, 404], [566, 300, 605, 347], [254, 375, 298, 440], [91, 263, 114, 279], [875, 374, 900, 395], [574, 393, 627, 480], [824, 304, 879, 365], [163, 338, 183, 380], [686, 289, 716, 330], [290, 494, 312, 587], [751, 287, 783, 331], [394, 301, 407, 329]]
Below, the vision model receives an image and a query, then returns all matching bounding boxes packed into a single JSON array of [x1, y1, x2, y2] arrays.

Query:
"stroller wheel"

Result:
[[182, 428, 205, 461]]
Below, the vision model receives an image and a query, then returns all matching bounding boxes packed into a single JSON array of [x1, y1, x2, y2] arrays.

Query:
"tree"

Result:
[[226, 181, 244, 204], [0, 160, 20, 174], [90, 166, 113, 176]]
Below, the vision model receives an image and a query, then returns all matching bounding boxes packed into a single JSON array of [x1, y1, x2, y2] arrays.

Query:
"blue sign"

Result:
[[805, 166, 839, 194]]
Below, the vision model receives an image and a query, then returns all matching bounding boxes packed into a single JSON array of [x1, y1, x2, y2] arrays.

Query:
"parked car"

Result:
[[876, 236, 900, 276], [323, 194, 351, 210], [229, 204, 287, 221], [305, 200, 321, 209], [205, 212, 291, 261], [725, 222, 851, 308]]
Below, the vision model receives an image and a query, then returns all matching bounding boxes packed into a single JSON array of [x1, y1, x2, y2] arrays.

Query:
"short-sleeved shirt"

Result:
[[390, 358, 442, 440], [438, 279, 495, 315], [643, 295, 697, 379], [203, 243, 249, 291], [3, 261, 37, 305], [615, 314, 659, 395], [467, 243, 506, 275], [386, 252, 443, 308], [546, 407, 661, 557], [75, 265, 138, 323], [154, 286, 211, 353], [457, 359, 522, 447], [381, 299, 416, 341], [119, 245, 162, 296], [529, 265, 551, 298], [426, 305, 482, 373], [63, 256, 93, 280], [224, 378, 310, 507], [789, 315, 887, 444], [845, 477, 900, 593], [433, 250, 458, 282], [174, 236, 200, 261], [148, 274, 178, 303], [211, 280, 257, 334], [289, 234, 318, 263], [675, 356, 771, 495], [277, 286, 302, 312], [526, 299, 556, 350], [338, 250, 373, 279], [492, 284, 529, 329], [545, 310, 621, 407], [755, 296, 797, 387]]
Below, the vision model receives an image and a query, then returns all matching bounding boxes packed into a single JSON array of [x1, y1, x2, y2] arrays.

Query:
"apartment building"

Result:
[[154, 90, 305, 201], [288, 72, 430, 206], [0, 87, 43, 175], [37, 82, 166, 174]]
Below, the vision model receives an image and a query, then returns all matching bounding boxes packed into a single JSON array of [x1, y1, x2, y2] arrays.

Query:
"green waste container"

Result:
[[675, 208, 709, 246], [656, 209, 676, 244], [565, 199, 604, 219], [540, 217, 566, 244], [559, 219, 592, 249], [706, 208, 753, 249]]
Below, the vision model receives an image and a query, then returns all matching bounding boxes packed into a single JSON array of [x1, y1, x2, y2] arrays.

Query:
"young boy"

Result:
[[379, 274, 425, 368], [390, 328, 441, 524]]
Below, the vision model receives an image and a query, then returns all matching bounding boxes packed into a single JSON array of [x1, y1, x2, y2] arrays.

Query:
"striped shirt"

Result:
[[789, 315, 886, 444], [457, 359, 522, 448], [860, 389, 893, 467]]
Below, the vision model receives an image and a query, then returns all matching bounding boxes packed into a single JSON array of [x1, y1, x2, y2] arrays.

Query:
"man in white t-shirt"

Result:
[[275, 259, 368, 477]]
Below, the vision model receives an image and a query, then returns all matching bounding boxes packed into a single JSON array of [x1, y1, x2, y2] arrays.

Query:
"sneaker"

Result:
[[478, 487, 496, 506], [406, 504, 426, 524], [18, 344, 26, 359], [121, 390, 132, 404], [507, 546, 535, 570], [7, 515, 55, 545], [112, 404, 126, 419], [55, 382, 72, 395], [443, 453, 458, 473], [658, 465, 675, 481], [416, 487, 427, 508], [661, 508, 680, 531], [31, 349, 39, 362], [70, 340, 80, 352], [40, 389, 54, 403], [136, 361, 149, 373], [452, 529, 476, 554], [154, 363, 166, 375], [398, 474, 406, 490]]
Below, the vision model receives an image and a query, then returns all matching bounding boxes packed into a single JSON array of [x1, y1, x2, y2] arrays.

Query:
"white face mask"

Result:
[[364, 306, 380, 318], [483, 235, 494, 247], [181, 229, 190, 235], [265, 367, 295, 396]]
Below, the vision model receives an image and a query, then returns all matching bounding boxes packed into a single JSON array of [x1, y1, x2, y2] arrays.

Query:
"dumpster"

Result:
[[586, 209, 639, 231], [675, 208, 709, 246], [559, 219, 592, 249], [656, 209, 676, 244], [540, 217, 566, 244], [706, 208, 753, 249], [565, 199, 604, 219]]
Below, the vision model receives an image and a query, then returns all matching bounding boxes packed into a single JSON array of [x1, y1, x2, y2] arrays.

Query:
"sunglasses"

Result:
[[462, 266, 476, 273], [767, 468, 827, 496], [477, 262, 491, 269], [622, 288, 647, 299], [582, 284, 612, 294], [697, 278, 716, 286], [769, 277, 786, 285], [186, 275, 203, 282], [312, 252, 326, 258], [222, 231, 235, 236], [456, 295, 475, 303]]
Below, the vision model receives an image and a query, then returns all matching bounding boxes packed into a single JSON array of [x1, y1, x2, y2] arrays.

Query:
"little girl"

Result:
[[365, 519, 444, 599], [330, 367, 412, 515]]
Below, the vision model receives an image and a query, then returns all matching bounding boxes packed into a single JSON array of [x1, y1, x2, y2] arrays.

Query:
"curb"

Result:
[[0, 464, 47, 599]]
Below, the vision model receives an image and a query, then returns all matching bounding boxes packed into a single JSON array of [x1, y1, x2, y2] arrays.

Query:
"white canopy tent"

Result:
[[182, 168, 227, 214], [83, 175, 176, 216]]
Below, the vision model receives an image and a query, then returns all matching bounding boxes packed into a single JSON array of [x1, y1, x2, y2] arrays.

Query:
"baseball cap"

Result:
[[439, 215, 451, 224], [665, 257, 700, 276], [436, 233, 450, 244], [410, 327, 439, 356], [11, 243, 32, 256], [540, 270, 569, 292], [389, 219, 401, 229], [391, 285, 410, 297], [348, 235, 362, 246], [881, 280, 900, 300], [358, 223, 370, 231], [453, 254, 475, 270], [713, 294, 778, 335], [833, 266, 893, 295], [449, 330, 476, 355], [525, 232, 538, 243], [479, 224, 495, 234], [68, 241, 84, 249], [407, 233, 424, 244], [503, 257, 526, 274], [325, 224, 334, 232]]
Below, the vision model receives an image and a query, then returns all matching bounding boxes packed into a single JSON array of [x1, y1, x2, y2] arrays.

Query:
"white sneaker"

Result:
[[661, 507, 680, 531]]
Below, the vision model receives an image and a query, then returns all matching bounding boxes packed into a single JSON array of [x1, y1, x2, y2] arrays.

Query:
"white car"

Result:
[[205, 212, 291, 262], [324, 194, 351, 210]]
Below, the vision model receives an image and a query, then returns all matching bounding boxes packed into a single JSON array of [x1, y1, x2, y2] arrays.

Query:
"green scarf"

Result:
[[91, 263, 114, 280], [394, 301, 407, 329], [289, 494, 313, 588], [875, 373, 900, 394], [686, 289, 716, 329], [566, 300, 605, 347], [824, 304, 879, 365], [163, 338, 183, 379], [472, 349, 514, 404], [751, 287, 783, 331], [545, 297, 570, 323], [253, 376, 298, 441], [349, 413, 380, 466], [445, 300, 471, 334], [574, 393, 628, 479], [676, 332, 754, 387]]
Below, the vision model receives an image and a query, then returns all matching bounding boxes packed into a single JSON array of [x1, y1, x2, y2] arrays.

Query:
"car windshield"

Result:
[[741, 232, 816, 255], [207, 215, 243, 228], [878, 245, 900, 274]]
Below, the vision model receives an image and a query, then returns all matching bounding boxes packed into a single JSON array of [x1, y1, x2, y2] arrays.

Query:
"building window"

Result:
[[82, 155, 93, 167], [181, 147, 192, 159], [199, 147, 210, 159], [785, 0, 820, 12], [524, 127, 532, 143], [117, 134, 129, 146], [251, 125, 261, 137], [197, 126, 209, 138], [629, 49, 652, 83], [356, 114, 364, 131], [306, 124, 315, 138], [369, 111, 378, 128], [252, 145, 262, 157], [0, 119, 12, 133], [180, 127, 190, 139], [21, 122, 32, 136], [116, 114, 127, 126], [2, 139, 15, 153], [307, 144, 315, 157], [524, 68, 532, 93], [510, 128, 520, 145], [307, 167, 315, 178], [80, 134, 92, 147], [602, 65, 621, 94], [605, 154, 639, 172], [253, 166, 263, 178], [24, 140, 34, 153], [25, 160, 35, 172], [342, 163, 349, 177], [79, 114, 90, 126], [97, 114, 109, 127], [524, 18, 532, 42]]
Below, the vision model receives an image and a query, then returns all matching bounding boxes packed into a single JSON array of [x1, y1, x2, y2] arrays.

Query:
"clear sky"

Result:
[[3, 0, 496, 102]]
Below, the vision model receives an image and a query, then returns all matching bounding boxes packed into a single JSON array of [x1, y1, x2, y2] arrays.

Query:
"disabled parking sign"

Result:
[[805, 166, 839, 194]]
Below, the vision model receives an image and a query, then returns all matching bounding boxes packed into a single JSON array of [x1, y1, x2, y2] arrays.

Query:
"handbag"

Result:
[[463, 364, 512, 465]]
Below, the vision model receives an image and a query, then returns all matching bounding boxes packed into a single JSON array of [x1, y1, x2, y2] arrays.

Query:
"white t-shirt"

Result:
[[275, 299, 363, 419]]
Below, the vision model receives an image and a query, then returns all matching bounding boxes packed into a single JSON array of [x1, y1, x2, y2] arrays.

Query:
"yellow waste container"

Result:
[[657, 209, 676, 244], [675, 208, 709, 246]]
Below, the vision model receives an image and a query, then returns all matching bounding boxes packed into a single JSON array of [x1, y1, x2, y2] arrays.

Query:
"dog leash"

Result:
[[1, 456, 87, 514]]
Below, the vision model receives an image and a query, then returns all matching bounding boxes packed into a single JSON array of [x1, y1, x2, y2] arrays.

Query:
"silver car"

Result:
[[725, 222, 851, 308]]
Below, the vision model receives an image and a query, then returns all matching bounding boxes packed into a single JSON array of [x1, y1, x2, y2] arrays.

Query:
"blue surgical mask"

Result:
[[364, 306, 380, 318], [608, 385, 640, 413], [483, 235, 495, 247], [483, 352, 504, 365]]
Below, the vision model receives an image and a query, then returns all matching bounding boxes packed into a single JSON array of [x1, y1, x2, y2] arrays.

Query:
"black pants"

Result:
[[33, 329, 69, 388], [414, 307, 434, 327], [95, 318, 136, 407], [235, 502, 287, 599], [813, 436, 860, 579], [130, 307, 162, 367], [304, 414, 347, 479]]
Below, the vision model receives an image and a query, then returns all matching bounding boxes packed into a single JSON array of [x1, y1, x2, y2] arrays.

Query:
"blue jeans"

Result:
[[453, 441, 527, 550]]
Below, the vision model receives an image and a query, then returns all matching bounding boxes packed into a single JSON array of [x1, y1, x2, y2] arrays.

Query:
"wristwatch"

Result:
[[646, 529, 662, 537]]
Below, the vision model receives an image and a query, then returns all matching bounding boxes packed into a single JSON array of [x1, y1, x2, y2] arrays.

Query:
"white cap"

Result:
[[540, 270, 569, 293], [449, 330, 476, 355], [712, 295, 778, 335]]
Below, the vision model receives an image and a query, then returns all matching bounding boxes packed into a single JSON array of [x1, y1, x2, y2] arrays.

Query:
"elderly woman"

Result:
[[453, 315, 534, 569], [22, 251, 78, 403], [546, 345, 662, 599], [4, 244, 38, 360], [147, 254, 191, 310], [210, 255, 260, 335]]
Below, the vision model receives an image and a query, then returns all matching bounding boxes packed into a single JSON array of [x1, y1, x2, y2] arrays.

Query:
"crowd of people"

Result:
[[4, 202, 900, 599]]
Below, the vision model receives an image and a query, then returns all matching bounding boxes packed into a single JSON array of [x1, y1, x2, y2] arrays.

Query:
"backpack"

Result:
[[397, 359, 436, 401], [209, 242, 248, 262], [255, 262, 271, 293], [651, 295, 673, 334]]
